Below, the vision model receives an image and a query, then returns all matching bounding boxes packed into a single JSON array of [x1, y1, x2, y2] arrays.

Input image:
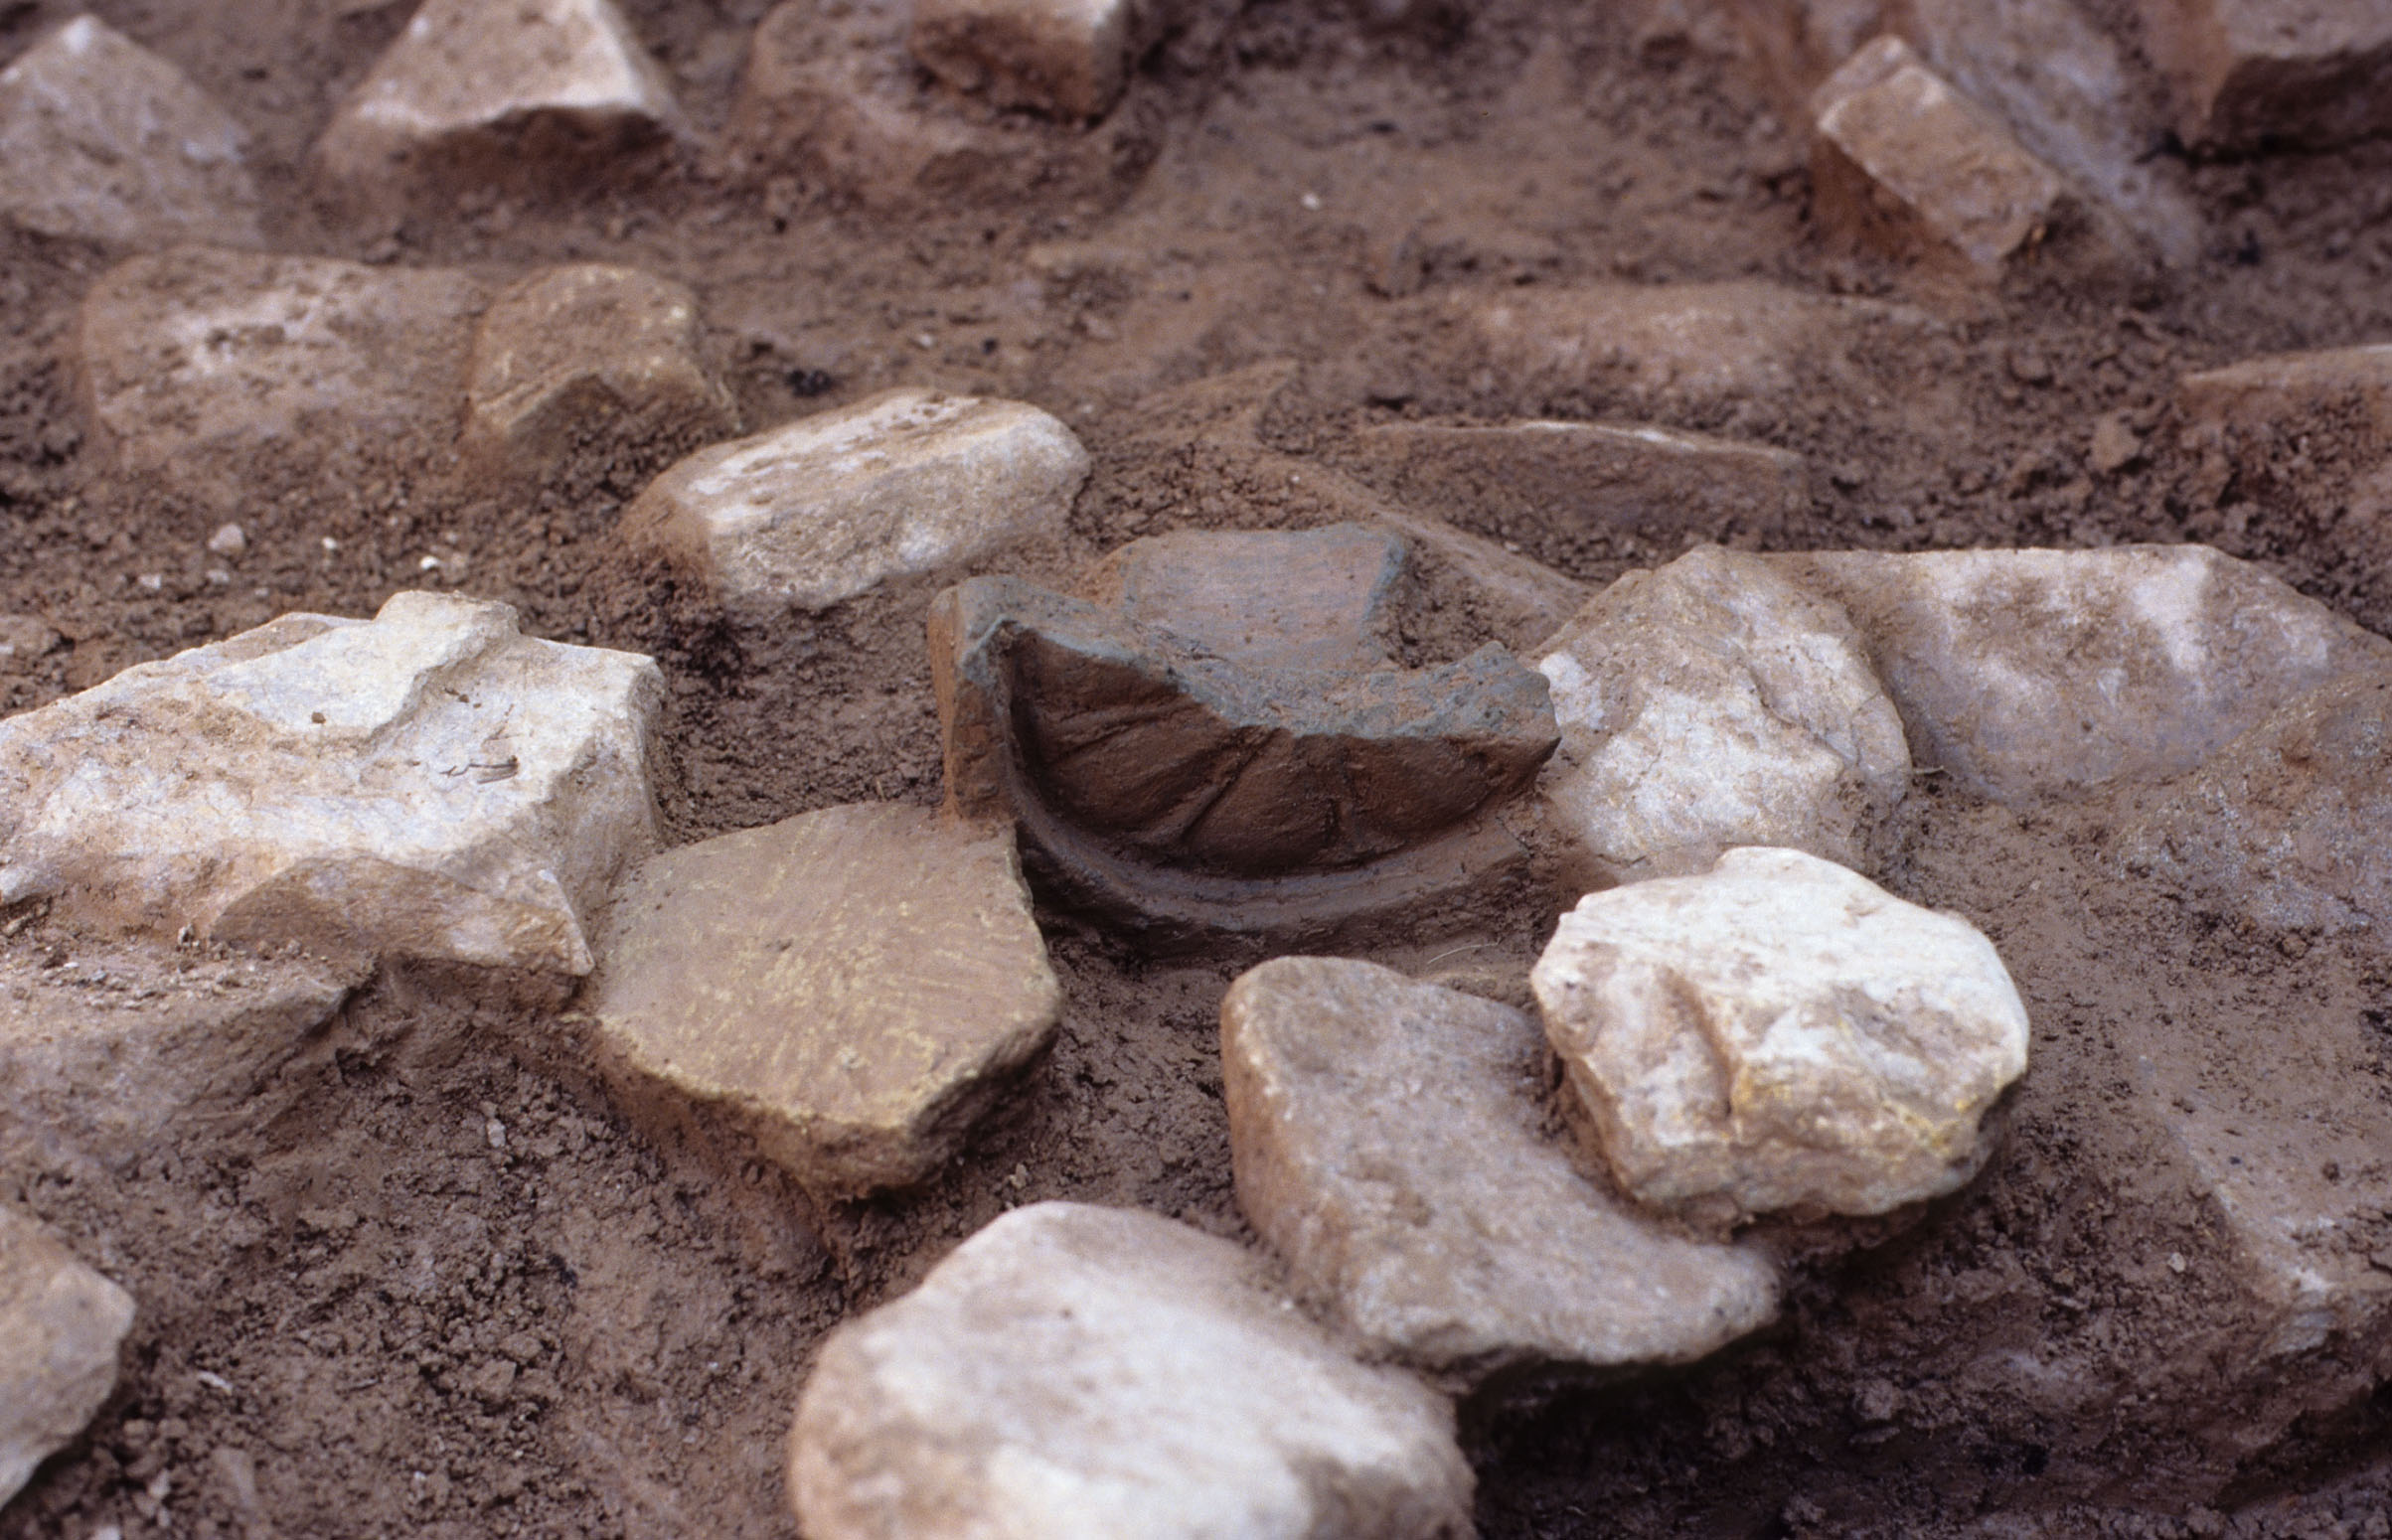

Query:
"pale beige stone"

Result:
[[623, 387, 1089, 611], [0, 1206, 134, 1505], [316, 0, 684, 200], [0, 591, 662, 975], [463, 263, 738, 482], [788, 1202, 1475, 1540], [589, 803, 1060, 1198], [2135, 0, 2392, 150], [1532, 847, 2030, 1228], [2180, 345, 2392, 445], [1221, 957, 1778, 1383], [909, 0, 1145, 119], [1536, 545, 1910, 889], [1810, 36, 2074, 278], [1779, 545, 2392, 805], [0, 15, 260, 248]]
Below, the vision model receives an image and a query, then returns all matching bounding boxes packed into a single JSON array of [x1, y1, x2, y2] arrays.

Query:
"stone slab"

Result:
[[0, 1205, 134, 1506], [2136, 0, 2392, 150]]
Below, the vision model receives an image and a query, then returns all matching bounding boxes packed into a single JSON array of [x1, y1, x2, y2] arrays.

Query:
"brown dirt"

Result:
[[12, 0, 2392, 1534]]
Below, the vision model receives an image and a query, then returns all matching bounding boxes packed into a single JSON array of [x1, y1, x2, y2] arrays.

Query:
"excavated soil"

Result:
[[12, 0, 2392, 1535]]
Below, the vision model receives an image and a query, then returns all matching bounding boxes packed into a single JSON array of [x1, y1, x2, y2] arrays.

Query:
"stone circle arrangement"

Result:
[[9, 0, 2392, 1532]]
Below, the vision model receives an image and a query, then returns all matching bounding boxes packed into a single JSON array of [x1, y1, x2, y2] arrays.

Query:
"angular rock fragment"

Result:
[[464, 263, 738, 484], [932, 526, 1557, 943], [588, 803, 1060, 1198], [788, 1202, 1475, 1540], [909, 0, 1147, 119], [2120, 672, 2392, 938], [1221, 957, 1778, 1383], [0, 1206, 134, 1506], [316, 0, 684, 207], [0, 591, 662, 975], [1532, 847, 2030, 1229], [2180, 344, 2392, 445], [2136, 0, 2392, 150], [0, 15, 261, 248], [623, 387, 1088, 612], [78, 245, 485, 511], [1536, 545, 1910, 889], [1809, 37, 2075, 279], [1349, 419, 1807, 547], [1779, 545, 2392, 804]]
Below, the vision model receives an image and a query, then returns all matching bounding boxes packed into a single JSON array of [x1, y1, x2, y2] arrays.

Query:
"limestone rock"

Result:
[[1536, 545, 1910, 889], [2135, 0, 2392, 151], [464, 263, 738, 484], [0, 1206, 134, 1505], [932, 526, 1556, 944], [588, 803, 1060, 1198], [2180, 345, 2392, 445], [1532, 847, 2030, 1228], [1780, 545, 2392, 805], [1221, 957, 1778, 1383], [909, 0, 1148, 119], [315, 0, 684, 206], [1810, 37, 2075, 279], [0, 591, 662, 975], [0, 15, 260, 248], [788, 1202, 1475, 1540], [2121, 672, 2392, 939], [623, 388, 1088, 612], [78, 245, 485, 511]]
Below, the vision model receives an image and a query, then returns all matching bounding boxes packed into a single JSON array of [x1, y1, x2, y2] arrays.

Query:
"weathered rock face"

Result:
[[2135, 0, 2392, 151], [0, 1206, 134, 1506], [78, 245, 485, 510], [623, 388, 1088, 612], [2120, 672, 2392, 938], [464, 263, 738, 484], [1532, 847, 2030, 1229], [315, 0, 684, 206], [788, 1202, 1476, 1540], [1347, 419, 1807, 547], [932, 526, 1557, 944], [1536, 545, 1910, 889], [2180, 344, 2392, 445], [909, 0, 1147, 119], [1782, 545, 2392, 805], [588, 802, 1060, 1199], [1809, 36, 2074, 280], [0, 591, 661, 975], [0, 15, 261, 248], [1221, 958, 1778, 1385]]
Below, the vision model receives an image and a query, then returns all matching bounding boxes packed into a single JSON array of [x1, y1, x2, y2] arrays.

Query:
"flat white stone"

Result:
[[1536, 545, 1910, 888], [0, 1205, 134, 1506], [788, 1202, 1476, 1540], [1222, 957, 1778, 1382], [0, 591, 662, 975], [1532, 847, 2030, 1228], [909, 0, 1141, 118], [624, 387, 1089, 611], [0, 15, 260, 247]]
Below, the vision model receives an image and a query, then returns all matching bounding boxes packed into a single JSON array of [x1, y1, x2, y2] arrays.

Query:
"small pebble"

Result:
[[207, 523, 246, 557]]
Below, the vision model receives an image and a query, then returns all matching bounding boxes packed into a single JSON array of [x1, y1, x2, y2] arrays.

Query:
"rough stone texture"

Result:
[[2135, 0, 2392, 151], [0, 15, 261, 248], [78, 245, 485, 512], [623, 387, 1088, 612], [731, 0, 1163, 211], [2180, 344, 2392, 445], [1347, 419, 1807, 546], [463, 263, 738, 484], [0, 1205, 134, 1506], [932, 527, 1556, 943], [1809, 36, 2075, 279], [315, 0, 684, 206], [1080, 523, 1405, 671], [1220, 957, 1778, 1385], [2120, 672, 2392, 939], [587, 803, 1061, 1199], [1535, 545, 1910, 890], [0, 591, 662, 975], [1780, 545, 2392, 805], [1532, 847, 2030, 1229], [909, 0, 1147, 119], [788, 1202, 1476, 1540]]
